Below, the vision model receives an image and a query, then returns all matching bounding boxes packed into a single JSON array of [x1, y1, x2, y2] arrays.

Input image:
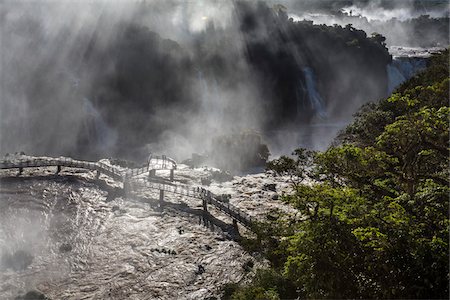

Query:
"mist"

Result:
[[1, 0, 446, 165], [1, 0, 261, 162]]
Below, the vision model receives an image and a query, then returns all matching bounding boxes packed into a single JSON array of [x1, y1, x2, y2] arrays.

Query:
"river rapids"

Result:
[[0, 161, 295, 299], [0, 167, 249, 299]]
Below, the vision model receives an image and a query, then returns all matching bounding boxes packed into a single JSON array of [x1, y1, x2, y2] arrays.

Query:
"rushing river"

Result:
[[0, 169, 253, 299]]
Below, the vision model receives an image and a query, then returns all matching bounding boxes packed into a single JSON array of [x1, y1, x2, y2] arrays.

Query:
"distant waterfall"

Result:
[[302, 67, 327, 118], [197, 70, 211, 110], [82, 98, 117, 151], [387, 57, 427, 95], [197, 70, 223, 130]]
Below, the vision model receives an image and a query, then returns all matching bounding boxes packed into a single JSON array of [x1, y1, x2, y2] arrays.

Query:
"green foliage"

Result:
[[230, 50, 449, 299], [266, 148, 315, 187], [370, 32, 387, 46], [223, 269, 296, 300]]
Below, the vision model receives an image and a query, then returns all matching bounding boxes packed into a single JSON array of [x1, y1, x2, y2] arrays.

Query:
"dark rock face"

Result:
[[236, 2, 391, 125], [263, 183, 277, 192], [83, 2, 391, 160], [81, 24, 196, 159], [15, 290, 49, 300]]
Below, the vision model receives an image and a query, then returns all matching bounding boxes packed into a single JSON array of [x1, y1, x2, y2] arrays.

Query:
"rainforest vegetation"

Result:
[[226, 49, 449, 299]]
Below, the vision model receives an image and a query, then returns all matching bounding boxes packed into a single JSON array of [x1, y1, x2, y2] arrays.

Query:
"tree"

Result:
[[266, 148, 315, 188], [229, 50, 449, 299]]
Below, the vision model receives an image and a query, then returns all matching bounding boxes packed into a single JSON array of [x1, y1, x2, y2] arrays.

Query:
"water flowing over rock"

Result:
[[387, 57, 427, 94], [302, 67, 327, 118], [0, 163, 273, 299], [81, 98, 118, 153]]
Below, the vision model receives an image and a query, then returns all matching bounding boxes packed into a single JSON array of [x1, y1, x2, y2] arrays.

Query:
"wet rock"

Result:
[[217, 194, 231, 203], [204, 244, 212, 251], [263, 183, 276, 192], [272, 194, 279, 200], [15, 290, 49, 300], [151, 248, 177, 255], [195, 264, 205, 275], [210, 170, 233, 183], [59, 243, 72, 253], [111, 205, 120, 212], [201, 177, 212, 186], [242, 259, 254, 272], [182, 153, 207, 168]]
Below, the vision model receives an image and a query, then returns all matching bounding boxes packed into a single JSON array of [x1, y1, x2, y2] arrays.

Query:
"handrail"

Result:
[[0, 155, 253, 230]]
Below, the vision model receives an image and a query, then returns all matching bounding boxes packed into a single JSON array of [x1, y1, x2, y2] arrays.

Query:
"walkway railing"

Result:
[[0, 156, 253, 230], [0, 157, 123, 180], [129, 178, 253, 229], [123, 156, 177, 178]]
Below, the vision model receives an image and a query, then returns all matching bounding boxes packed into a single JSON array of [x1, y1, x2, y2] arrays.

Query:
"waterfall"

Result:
[[197, 70, 211, 109], [302, 67, 327, 118], [197, 70, 223, 130], [82, 98, 117, 151], [387, 57, 427, 95]]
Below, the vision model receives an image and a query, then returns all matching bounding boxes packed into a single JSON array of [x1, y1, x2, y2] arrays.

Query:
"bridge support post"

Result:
[[159, 190, 164, 207], [232, 219, 239, 233], [202, 197, 208, 212], [202, 197, 209, 226], [96, 170, 100, 179], [148, 169, 156, 180], [56, 165, 61, 174], [170, 169, 174, 181], [18, 167, 23, 176]]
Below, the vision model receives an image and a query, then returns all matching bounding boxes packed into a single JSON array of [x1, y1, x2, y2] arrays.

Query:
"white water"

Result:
[[387, 57, 427, 95], [0, 166, 259, 299], [82, 97, 118, 152], [302, 67, 327, 118]]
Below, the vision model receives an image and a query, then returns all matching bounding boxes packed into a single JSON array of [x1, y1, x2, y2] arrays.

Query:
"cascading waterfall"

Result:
[[82, 97, 117, 152], [302, 67, 327, 118], [386, 57, 427, 95], [196, 70, 224, 132]]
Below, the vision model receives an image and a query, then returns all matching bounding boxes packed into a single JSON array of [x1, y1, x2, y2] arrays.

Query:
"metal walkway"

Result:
[[0, 156, 254, 230]]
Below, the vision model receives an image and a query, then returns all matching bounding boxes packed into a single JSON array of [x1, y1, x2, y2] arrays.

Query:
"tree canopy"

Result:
[[227, 49, 449, 299]]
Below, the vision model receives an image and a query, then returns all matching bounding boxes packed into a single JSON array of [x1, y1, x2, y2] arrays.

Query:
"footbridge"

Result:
[[0, 156, 254, 231], [130, 178, 253, 229], [0, 157, 124, 180]]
